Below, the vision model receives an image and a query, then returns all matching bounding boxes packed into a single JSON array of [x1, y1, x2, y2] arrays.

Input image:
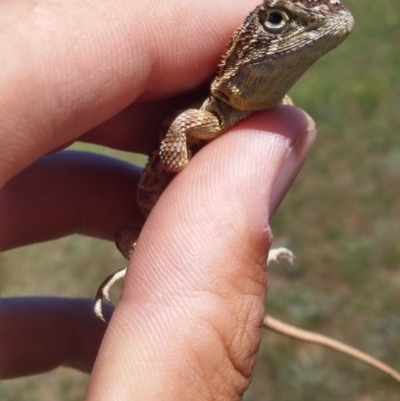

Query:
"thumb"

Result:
[[86, 105, 315, 400]]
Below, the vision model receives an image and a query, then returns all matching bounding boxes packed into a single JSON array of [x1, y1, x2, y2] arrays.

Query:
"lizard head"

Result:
[[211, 0, 354, 111]]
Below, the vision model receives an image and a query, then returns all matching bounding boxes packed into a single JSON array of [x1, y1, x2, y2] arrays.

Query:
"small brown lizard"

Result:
[[94, 0, 400, 383]]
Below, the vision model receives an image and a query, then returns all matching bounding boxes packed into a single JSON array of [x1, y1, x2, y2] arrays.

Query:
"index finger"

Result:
[[0, 0, 259, 187]]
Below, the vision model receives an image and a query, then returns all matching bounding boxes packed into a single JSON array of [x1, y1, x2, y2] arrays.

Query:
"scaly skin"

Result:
[[139, 0, 355, 216]]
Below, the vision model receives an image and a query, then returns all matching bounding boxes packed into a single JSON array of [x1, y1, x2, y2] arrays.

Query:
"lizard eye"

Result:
[[261, 9, 291, 33]]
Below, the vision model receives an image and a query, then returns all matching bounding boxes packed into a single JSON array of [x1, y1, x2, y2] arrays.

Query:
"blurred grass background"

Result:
[[1, 0, 400, 399]]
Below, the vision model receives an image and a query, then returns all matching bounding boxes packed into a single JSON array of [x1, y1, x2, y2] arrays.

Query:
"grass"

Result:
[[1, 0, 400, 399]]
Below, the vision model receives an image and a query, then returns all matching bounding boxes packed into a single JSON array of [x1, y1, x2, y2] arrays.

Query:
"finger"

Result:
[[0, 0, 258, 187], [0, 297, 112, 379], [86, 106, 315, 400], [0, 151, 143, 251], [80, 89, 209, 155]]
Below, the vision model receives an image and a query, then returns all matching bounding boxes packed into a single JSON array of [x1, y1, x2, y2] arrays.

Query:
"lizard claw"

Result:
[[267, 247, 296, 265], [94, 267, 128, 322]]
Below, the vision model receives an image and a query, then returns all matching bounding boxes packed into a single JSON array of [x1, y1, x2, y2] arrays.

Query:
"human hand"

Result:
[[0, 0, 315, 399]]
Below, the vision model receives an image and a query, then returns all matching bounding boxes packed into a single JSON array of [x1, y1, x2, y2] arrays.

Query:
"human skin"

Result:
[[0, 0, 315, 399]]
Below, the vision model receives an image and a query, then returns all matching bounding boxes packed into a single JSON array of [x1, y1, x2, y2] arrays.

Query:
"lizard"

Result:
[[93, 0, 400, 383]]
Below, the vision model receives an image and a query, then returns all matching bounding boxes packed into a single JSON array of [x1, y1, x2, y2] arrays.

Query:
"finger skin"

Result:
[[0, 151, 143, 250], [0, 0, 258, 187], [81, 90, 209, 155], [86, 107, 315, 400], [0, 298, 113, 379]]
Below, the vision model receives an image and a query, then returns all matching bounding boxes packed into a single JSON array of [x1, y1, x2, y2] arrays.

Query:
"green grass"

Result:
[[1, 0, 400, 399]]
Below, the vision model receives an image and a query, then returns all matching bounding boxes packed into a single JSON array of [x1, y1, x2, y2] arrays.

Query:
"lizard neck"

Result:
[[200, 95, 254, 134]]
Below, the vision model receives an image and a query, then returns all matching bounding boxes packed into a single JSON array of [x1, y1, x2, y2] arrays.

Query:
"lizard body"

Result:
[[94, 0, 400, 383], [137, 0, 355, 215]]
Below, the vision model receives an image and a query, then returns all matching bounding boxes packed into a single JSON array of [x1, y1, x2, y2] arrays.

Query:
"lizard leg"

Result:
[[159, 109, 221, 172], [94, 225, 141, 321], [115, 225, 142, 259], [281, 94, 294, 105], [267, 247, 296, 265], [94, 267, 127, 322]]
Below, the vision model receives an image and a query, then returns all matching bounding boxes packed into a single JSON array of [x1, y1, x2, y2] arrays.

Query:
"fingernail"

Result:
[[269, 127, 317, 216]]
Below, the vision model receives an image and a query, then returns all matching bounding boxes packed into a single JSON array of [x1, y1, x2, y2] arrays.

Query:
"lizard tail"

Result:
[[264, 315, 400, 383]]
